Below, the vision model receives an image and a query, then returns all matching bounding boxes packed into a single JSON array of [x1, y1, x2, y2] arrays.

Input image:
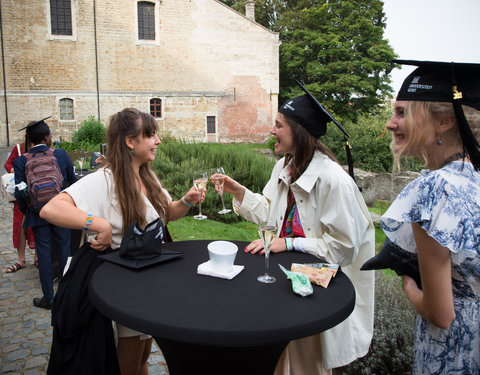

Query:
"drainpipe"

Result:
[[93, 0, 100, 120], [0, 0, 9, 147]]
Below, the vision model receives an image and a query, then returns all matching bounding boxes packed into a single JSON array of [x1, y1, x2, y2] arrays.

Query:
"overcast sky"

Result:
[[382, 0, 480, 94]]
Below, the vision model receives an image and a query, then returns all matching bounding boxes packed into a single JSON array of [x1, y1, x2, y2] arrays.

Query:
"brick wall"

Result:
[[0, 0, 279, 145]]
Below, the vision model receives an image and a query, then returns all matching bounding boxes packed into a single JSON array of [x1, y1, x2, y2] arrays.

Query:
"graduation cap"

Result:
[[18, 116, 52, 135], [100, 218, 182, 269], [394, 59, 480, 170], [278, 80, 355, 180], [361, 237, 422, 289]]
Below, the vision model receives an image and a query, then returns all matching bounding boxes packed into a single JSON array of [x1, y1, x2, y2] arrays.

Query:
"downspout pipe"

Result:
[[0, 1, 9, 147], [93, 0, 100, 120]]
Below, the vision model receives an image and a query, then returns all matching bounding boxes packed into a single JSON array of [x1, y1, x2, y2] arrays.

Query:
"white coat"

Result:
[[234, 151, 375, 370]]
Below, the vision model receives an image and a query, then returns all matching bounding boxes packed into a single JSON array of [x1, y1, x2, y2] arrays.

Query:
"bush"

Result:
[[72, 116, 106, 145], [153, 138, 274, 222], [153, 139, 275, 223], [333, 271, 416, 375]]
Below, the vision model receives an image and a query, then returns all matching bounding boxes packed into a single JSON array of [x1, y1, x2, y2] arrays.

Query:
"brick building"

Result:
[[0, 0, 280, 146]]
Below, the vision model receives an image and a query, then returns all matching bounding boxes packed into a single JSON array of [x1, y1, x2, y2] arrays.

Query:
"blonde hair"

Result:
[[391, 102, 480, 171]]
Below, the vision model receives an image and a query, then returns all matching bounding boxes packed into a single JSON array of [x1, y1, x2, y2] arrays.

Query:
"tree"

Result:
[[219, 0, 396, 120], [277, 0, 396, 120]]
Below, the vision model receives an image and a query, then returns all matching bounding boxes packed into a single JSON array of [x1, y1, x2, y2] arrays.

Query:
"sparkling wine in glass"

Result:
[[78, 157, 85, 177], [210, 167, 231, 214], [257, 224, 277, 283], [193, 171, 208, 220]]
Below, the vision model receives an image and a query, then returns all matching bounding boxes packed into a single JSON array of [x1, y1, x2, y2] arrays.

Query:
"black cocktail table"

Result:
[[89, 240, 355, 375]]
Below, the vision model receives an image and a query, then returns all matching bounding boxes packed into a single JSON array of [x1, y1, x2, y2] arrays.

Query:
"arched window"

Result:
[[59, 98, 74, 120], [150, 98, 162, 118]]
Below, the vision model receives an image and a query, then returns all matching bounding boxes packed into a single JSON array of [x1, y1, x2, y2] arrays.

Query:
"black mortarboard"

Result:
[[278, 80, 355, 180], [101, 218, 182, 269], [394, 60, 480, 170], [19, 116, 52, 135], [361, 237, 422, 289]]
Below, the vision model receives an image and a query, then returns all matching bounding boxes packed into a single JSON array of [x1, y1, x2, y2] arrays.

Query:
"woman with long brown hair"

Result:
[[213, 93, 375, 374], [41, 108, 202, 375]]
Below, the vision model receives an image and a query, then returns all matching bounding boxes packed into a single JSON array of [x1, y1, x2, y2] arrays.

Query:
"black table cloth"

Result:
[[89, 240, 355, 375]]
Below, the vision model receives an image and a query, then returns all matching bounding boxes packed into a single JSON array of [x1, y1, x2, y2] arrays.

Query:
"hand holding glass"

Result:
[[193, 171, 208, 220], [257, 224, 277, 283], [210, 167, 231, 214]]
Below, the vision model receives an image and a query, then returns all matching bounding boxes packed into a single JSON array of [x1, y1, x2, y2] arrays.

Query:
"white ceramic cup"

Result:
[[207, 241, 238, 273]]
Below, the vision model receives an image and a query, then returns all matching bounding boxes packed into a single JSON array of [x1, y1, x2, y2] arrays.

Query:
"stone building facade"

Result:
[[0, 0, 279, 146]]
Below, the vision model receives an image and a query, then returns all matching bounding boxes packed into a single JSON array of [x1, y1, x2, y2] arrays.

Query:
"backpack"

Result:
[[25, 148, 64, 212]]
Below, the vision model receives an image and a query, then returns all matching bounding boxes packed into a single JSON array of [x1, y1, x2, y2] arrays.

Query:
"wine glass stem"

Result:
[[198, 201, 202, 216], [220, 192, 226, 210], [264, 248, 271, 276]]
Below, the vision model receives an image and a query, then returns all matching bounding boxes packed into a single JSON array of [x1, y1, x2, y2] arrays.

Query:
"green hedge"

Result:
[[153, 139, 276, 223]]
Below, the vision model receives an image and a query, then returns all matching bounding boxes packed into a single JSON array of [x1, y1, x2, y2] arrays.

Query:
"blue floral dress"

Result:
[[381, 161, 480, 375]]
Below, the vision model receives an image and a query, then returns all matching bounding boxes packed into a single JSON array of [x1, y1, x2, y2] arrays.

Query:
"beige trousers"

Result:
[[274, 334, 332, 375]]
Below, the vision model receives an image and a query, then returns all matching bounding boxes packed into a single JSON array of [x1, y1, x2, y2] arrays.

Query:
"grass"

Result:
[[168, 213, 387, 253]]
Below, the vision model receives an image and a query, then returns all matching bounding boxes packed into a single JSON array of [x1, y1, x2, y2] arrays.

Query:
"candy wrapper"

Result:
[[291, 262, 339, 288], [278, 264, 313, 297]]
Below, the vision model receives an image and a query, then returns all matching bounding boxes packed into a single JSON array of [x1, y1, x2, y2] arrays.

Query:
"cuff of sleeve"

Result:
[[292, 238, 306, 253]]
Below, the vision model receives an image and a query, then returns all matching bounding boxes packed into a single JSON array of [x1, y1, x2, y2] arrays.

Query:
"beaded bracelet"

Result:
[[84, 213, 93, 232], [181, 196, 193, 207]]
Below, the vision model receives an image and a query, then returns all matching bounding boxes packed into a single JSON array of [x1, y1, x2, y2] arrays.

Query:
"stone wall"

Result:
[[353, 169, 420, 206]]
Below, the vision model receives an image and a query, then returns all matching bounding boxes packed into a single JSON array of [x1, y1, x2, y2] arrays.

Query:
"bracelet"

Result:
[[84, 213, 93, 232], [181, 196, 193, 207], [285, 237, 294, 251]]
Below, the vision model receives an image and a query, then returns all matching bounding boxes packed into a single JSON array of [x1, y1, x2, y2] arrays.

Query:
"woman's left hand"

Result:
[[244, 238, 286, 255]]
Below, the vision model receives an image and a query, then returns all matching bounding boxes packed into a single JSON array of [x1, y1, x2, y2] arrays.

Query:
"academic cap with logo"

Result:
[[394, 59, 480, 170], [278, 80, 355, 180], [18, 116, 52, 136]]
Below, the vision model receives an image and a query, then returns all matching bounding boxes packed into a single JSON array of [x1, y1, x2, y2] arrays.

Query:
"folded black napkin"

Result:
[[361, 237, 422, 289], [101, 218, 182, 269]]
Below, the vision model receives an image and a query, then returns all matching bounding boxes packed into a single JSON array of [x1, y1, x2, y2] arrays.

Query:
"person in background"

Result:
[[4, 141, 37, 273], [212, 89, 375, 374], [40, 108, 203, 375], [381, 60, 480, 373], [13, 118, 76, 309]]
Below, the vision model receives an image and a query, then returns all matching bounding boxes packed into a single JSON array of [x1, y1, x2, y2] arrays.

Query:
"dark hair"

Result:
[[25, 121, 50, 145], [283, 116, 339, 182], [106, 108, 170, 231]]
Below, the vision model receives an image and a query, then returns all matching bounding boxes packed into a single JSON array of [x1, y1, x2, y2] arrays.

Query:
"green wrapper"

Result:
[[278, 264, 313, 297]]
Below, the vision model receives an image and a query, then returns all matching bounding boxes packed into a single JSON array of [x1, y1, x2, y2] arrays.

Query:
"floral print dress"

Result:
[[381, 161, 480, 375]]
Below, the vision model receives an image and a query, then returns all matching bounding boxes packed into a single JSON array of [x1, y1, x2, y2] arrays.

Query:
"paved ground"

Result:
[[0, 147, 169, 374]]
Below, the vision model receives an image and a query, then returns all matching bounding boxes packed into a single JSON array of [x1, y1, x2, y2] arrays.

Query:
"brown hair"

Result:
[[105, 108, 170, 232], [283, 116, 339, 182]]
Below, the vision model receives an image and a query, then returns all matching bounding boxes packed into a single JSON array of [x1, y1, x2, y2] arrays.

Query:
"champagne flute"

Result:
[[193, 171, 208, 220], [78, 156, 85, 176], [257, 224, 277, 283], [210, 167, 231, 214]]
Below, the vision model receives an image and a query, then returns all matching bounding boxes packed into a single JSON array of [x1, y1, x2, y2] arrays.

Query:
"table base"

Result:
[[154, 337, 288, 375]]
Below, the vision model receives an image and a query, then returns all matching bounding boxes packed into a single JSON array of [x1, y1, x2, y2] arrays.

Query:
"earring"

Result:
[[436, 136, 442, 146], [130, 148, 135, 155]]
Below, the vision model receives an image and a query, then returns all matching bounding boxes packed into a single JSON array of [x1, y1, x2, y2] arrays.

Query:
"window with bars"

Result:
[[50, 0, 72, 36], [207, 116, 216, 134], [138, 2, 155, 40], [59, 98, 74, 120], [150, 98, 162, 118]]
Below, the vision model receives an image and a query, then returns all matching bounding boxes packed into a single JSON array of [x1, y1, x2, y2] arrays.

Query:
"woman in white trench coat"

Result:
[[214, 91, 375, 374]]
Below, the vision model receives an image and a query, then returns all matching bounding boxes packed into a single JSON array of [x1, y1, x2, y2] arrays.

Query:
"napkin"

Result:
[[197, 261, 244, 280]]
